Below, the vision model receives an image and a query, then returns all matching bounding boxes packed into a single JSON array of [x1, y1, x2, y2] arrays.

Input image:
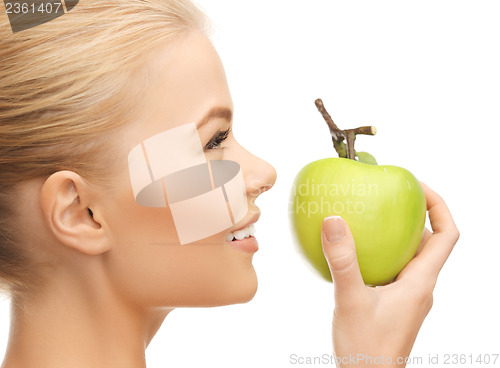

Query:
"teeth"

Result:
[[234, 229, 246, 240], [226, 224, 256, 241]]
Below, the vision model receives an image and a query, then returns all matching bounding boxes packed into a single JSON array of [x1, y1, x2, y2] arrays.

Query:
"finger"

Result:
[[421, 182, 459, 242], [321, 216, 367, 310], [396, 227, 431, 281], [415, 228, 432, 257], [409, 182, 460, 277]]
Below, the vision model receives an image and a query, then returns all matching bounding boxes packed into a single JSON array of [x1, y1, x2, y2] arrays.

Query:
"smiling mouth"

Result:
[[225, 223, 256, 241]]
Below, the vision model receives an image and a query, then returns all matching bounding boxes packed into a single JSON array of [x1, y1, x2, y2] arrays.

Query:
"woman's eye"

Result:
[[204, 128, 231, 150]]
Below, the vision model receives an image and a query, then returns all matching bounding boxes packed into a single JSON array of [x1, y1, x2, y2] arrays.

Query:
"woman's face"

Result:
[[96, 30, 276, 308]]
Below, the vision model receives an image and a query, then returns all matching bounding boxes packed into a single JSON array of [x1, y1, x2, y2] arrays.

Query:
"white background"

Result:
[[1, 1, 500, 367]]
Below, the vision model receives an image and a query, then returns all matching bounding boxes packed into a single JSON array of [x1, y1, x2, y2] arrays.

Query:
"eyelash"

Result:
[[204, 128, 231, 150]]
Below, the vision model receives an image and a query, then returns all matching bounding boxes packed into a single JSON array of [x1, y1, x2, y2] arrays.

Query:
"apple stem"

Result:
[[315, 99, 377, 160]]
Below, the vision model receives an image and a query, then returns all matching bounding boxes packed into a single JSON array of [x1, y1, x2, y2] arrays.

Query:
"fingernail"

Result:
[[324, 216, 345, 243]]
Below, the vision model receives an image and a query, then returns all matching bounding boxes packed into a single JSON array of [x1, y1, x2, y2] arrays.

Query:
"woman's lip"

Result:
[[227, 235, 259, 253]]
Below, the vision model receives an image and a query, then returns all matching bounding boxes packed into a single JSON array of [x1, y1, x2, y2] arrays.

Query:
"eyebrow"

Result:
[[196, 107, 233, 129]]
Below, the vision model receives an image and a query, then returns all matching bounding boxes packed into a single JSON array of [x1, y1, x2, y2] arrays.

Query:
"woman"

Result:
[[0, 1, 459, 367]]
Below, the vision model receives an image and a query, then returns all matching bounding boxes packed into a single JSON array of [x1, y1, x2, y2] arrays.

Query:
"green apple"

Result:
[[290, 157, 426, 285], [289, 99, 427, 285]]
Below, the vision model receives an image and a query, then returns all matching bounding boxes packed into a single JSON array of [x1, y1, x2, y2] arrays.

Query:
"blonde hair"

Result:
[[0, 0, 209, 299]]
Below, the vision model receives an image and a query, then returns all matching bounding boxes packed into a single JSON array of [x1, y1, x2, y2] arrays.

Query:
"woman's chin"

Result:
[[212, 268, 258, 307], [233, 276, 258, 305]]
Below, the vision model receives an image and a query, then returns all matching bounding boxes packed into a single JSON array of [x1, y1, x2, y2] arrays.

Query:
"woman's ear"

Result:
[[40, 170, 111, 255]]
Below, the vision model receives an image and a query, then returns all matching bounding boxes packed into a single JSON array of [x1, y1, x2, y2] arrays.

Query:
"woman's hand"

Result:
[[321, 182, 459, 367]]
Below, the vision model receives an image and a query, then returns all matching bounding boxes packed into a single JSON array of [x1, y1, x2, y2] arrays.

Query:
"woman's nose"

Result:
[[244, 153, 277, 202]]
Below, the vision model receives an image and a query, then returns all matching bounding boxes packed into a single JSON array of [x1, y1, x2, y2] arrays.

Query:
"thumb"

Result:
[[321, 216, 367, 308]]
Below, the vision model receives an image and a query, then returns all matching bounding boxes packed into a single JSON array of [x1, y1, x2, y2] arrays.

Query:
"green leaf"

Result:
[[356, 151, 378, 165]]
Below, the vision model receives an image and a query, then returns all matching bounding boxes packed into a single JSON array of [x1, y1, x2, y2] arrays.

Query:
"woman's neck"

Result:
[[1, 263, 172, 368]]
